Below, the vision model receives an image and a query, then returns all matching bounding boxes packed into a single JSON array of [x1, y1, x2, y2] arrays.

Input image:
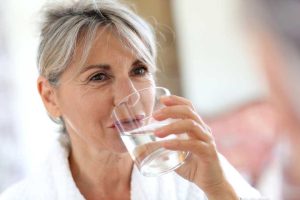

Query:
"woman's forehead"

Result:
[[73, 28, 140, 70]]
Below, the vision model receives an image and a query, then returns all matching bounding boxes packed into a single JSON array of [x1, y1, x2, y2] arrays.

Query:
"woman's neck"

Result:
[[68, 141, 133, 200]]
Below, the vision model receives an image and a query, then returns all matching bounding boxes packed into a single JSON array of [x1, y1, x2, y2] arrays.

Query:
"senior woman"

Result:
[[0, 0, 262, 199]]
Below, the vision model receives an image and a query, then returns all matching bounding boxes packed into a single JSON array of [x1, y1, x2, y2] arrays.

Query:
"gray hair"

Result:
[[37, 0, 157, 132], [37, 0, 157, 86]]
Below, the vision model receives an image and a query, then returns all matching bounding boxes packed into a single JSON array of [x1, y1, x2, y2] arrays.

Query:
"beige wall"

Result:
[[126, 0, 182, 96], [126, 0, 267, 116], [171, 0, 267, 116]]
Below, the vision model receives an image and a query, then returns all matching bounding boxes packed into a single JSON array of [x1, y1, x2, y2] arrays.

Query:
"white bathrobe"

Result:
[[0, 134, 264, 200]]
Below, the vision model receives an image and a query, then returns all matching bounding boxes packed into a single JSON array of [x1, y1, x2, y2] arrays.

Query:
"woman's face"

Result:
[[53, 29, 155, 152]]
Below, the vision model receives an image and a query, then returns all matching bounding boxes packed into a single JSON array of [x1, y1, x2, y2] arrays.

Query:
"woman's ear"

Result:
[[37, 76, 61, 118]]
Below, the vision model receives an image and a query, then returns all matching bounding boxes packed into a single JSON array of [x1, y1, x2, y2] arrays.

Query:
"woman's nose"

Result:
[[113, 79, 139, 106]]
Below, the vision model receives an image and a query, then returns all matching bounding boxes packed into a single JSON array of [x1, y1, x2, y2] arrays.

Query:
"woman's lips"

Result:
[[110, 114, 145, 130], [109, 124, 116, 128]]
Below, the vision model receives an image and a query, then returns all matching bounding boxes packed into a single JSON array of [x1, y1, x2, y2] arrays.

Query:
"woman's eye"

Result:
[[132, 66, 148, 76], [89, 73, 109, 82]]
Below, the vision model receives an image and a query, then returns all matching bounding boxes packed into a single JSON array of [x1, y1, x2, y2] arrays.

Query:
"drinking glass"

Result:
[[112, 86, 189, 176]]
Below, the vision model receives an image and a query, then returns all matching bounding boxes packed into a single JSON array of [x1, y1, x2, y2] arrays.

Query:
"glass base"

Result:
[[139, 148, 190, 177]]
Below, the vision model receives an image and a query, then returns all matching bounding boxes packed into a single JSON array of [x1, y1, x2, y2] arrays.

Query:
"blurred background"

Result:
[[0, 0, 284, 199]]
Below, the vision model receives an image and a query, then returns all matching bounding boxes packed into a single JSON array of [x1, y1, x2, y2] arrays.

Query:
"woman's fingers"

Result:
[[154, 105, 201, 122], [154, 119, 212, 142], [162, 139, 217, 159], [153, 103, 213, 136], [157, 95, 209, 131], [160, 95, 195, 108]]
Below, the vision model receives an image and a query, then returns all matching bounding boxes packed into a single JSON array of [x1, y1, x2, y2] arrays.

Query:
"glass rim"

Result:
[[114, 86, 170, 107], [111, 86, 170, 118]]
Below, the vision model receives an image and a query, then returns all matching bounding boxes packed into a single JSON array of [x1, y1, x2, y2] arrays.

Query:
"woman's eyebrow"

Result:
[[131, 59, 155, 72], [79, 64, 111, 74], [132, 59, 143, 66]]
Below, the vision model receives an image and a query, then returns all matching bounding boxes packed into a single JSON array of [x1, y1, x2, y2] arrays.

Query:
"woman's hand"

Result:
[[153, 95, 238, 199]]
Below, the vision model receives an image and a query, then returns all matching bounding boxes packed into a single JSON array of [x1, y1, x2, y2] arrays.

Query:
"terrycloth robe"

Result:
[[0, 134, 264, 200]]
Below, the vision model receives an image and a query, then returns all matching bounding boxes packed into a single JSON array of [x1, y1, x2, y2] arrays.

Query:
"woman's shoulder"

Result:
[[0, 181, 25, 200], [0, 168, 57, 200], [0, 140, 63, 200], [0, 179, 33, 200], [1, 136, 84, 200]]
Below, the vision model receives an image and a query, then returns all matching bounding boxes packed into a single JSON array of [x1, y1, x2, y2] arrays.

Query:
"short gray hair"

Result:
[[37, 0, 157, 86], [37, 0, 157, 132]]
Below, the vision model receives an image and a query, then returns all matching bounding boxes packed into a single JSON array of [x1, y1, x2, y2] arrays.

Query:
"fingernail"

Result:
[[154, 128, 164, 136]]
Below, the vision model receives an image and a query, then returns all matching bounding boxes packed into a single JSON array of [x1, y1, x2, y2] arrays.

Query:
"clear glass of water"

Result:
[[112, 86, 189, 176]]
